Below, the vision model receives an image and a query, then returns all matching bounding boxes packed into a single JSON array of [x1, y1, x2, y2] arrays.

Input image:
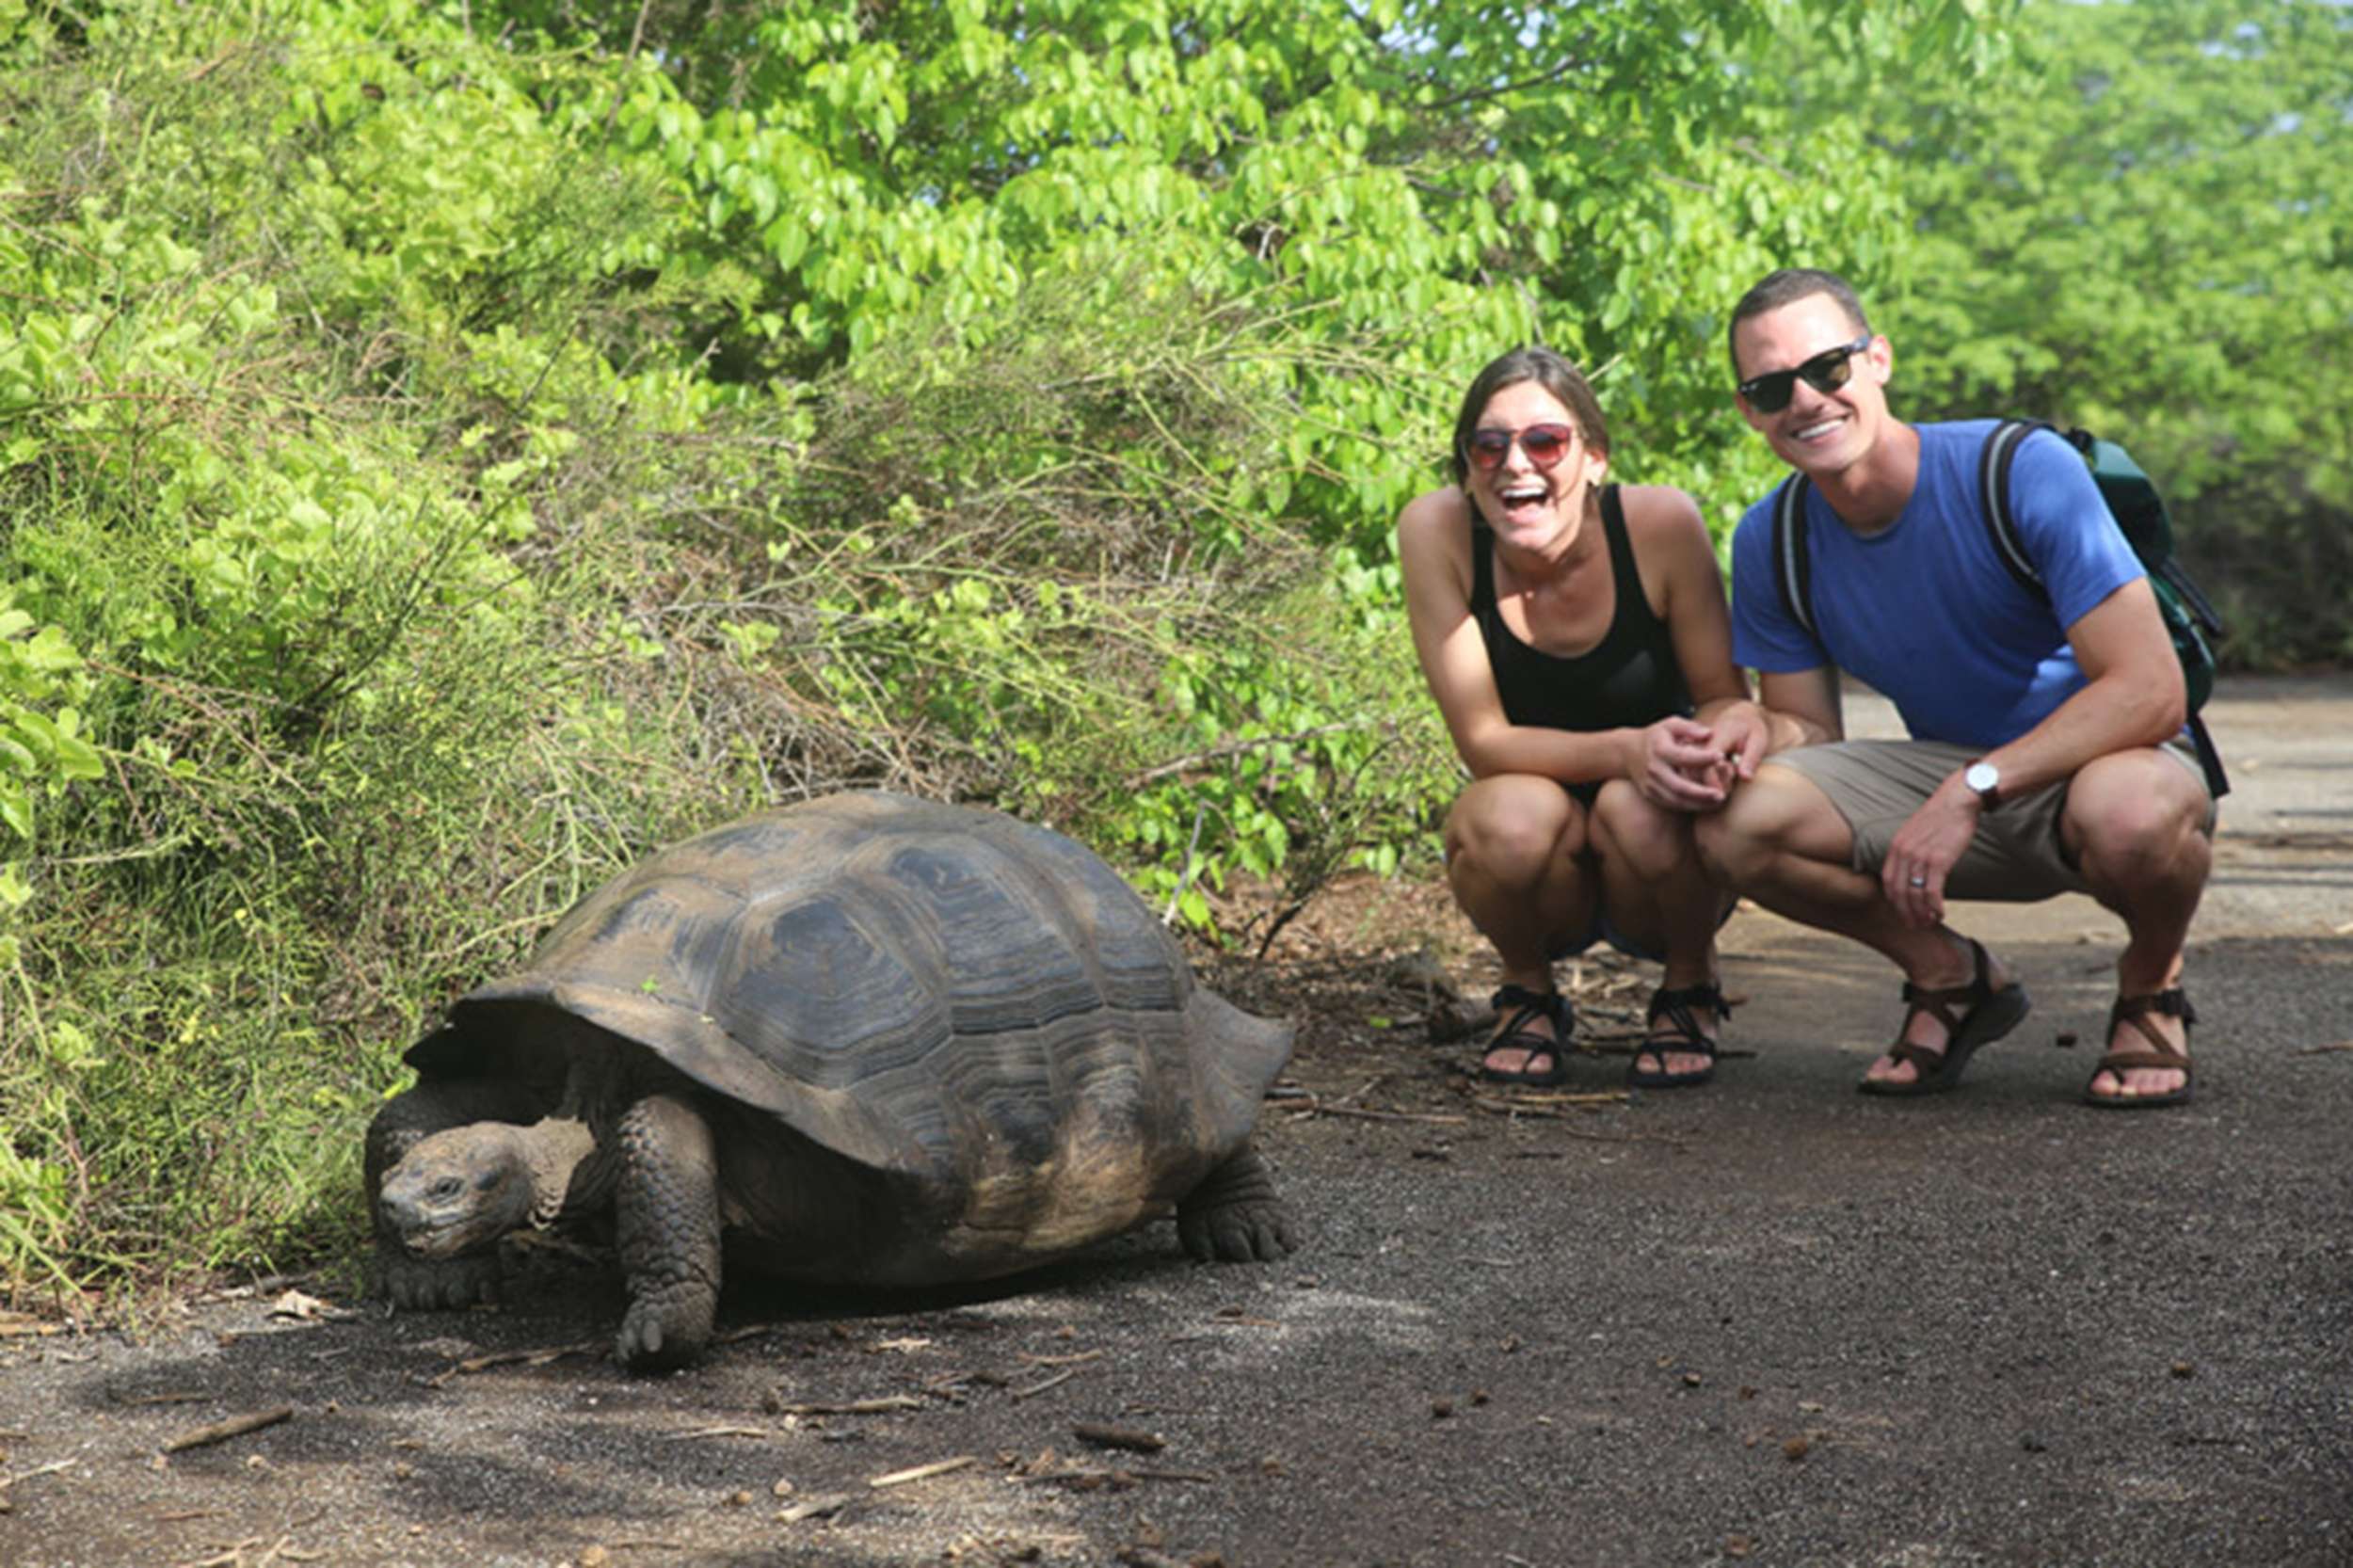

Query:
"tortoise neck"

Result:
[[521, 1116, 602, 1228]]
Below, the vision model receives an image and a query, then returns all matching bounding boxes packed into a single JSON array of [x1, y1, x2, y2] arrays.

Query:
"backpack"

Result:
[[1769, 419, 2228, 798]]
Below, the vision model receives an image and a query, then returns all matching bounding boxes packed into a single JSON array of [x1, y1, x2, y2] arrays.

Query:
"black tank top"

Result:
[[1471, 484, 1694, 761]]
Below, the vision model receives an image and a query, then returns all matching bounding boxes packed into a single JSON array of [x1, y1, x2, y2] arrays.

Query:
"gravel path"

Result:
[[3, 675, 2346, 1568]]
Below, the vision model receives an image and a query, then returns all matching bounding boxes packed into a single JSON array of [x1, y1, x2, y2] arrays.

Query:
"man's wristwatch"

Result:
[[1963, 760, 2002, 808]]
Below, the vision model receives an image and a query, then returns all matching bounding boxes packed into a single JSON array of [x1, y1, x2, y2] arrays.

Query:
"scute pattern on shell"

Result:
[[406, 793, 1288, 1250]]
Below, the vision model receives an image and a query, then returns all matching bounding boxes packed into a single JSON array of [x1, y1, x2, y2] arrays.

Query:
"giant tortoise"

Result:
[[366, 791, 1299, 1370]]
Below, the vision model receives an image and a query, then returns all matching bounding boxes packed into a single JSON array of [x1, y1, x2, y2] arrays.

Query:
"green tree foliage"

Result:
[[492, 0, 1986, 537], [0, 0, 2008, 1301], [1810, 0, 2353, 663]]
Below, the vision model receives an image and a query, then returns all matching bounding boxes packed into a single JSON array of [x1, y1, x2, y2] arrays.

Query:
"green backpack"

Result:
[[1769, 419, 2228, 798]]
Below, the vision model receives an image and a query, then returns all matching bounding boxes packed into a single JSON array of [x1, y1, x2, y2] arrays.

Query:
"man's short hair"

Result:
[[1449, 345, 1609, 488], [1726, 269, 1872, 379]]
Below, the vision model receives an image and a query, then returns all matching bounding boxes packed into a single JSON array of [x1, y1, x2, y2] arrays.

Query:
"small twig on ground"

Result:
[[1074, 1422, 1167, 1454], [2294, 1041, 2353, 1056], [1287, 1100, 1467, 1127], [423, 1339, 604, 1385], [1468, 1096, 1572, 1120], [869, 1454, 976, 1489], [0, 1460, 73, 1494], [1484, 1090, 1628, 1107], [1017, 1349, 1105, 1367], [763, 1396, 924, 1416], [161, 1407, 293, 1455], [666, 1425, 772, 1441], [1010, 1368, 1080, 1401], [714, 1323, 786, 1346]]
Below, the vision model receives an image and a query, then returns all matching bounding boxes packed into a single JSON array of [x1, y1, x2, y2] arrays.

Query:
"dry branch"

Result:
[[764, 1396, 924, 1416], [1286, 1100, 1467, 1127], [869, 1454, 977, 1488], [1016, 1349, 1106, 1367], [1010, 1368, 1080, 1401], [1074, 1421, 1166, 1454], [161, 1406, 293, 1454]]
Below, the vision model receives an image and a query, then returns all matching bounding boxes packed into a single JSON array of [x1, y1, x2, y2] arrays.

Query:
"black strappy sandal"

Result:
[[1629, 982, 1734, 1089], [1478, 984, 1575, 1087]]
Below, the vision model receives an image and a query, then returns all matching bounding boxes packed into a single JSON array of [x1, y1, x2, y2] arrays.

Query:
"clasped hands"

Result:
[[1633, 706, 1771, 813]]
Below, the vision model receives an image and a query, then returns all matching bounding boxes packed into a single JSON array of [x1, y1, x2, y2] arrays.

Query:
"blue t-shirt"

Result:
[[1729, 420, 2145, 749]]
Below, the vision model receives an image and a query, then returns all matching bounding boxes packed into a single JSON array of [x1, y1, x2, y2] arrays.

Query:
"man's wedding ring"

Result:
[[1907, 874, 1928, 887]]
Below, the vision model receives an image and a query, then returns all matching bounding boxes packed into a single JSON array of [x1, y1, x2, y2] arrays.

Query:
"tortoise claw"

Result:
[[616, 1289, 711, 1373], [1176, 1146, 1299, 1263], [1180, 1198, 1301, 1263], [378, 1247, 503, 1311]]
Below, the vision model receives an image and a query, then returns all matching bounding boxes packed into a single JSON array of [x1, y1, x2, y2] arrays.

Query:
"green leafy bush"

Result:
[[0, 0, 2027, 1304]]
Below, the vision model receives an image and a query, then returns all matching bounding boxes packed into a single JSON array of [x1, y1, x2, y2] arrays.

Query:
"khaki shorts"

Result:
[[1766, 738, 2215, 903]]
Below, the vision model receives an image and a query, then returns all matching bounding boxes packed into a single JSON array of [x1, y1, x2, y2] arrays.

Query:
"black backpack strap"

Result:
[[1979, 419, 2052, 597], [2187, 712, 2230, 801], [1770, 473, 1817, 640]]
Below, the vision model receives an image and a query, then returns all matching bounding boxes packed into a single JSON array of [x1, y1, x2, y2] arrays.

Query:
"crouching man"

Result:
[[1696, 268, 2216, 1108]]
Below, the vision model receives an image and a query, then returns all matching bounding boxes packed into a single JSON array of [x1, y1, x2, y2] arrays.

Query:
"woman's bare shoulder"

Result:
[[1397, 486, 1475, 561], [1398, 484, 1472, 535], [1615, 482, 1709, 539]]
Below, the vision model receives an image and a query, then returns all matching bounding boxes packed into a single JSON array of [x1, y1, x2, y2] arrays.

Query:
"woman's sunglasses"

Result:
[[1735, 335, 1874, 413], [1465, 423, 1578, 471]]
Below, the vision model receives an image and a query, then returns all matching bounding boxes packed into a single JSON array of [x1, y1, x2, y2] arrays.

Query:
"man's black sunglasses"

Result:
[[1736, 335, 1874, 413]]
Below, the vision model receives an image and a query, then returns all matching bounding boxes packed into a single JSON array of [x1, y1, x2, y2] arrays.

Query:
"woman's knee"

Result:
[[1588, 780, 1697, 878], [1445, 776, 1584, 878]]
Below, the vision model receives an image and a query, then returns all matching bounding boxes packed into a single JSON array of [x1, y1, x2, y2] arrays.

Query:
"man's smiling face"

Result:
[[1731, 292, 1892, 481]]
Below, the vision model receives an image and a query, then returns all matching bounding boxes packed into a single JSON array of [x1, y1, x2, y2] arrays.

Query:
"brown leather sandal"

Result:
[[1860, 937, 2031, 1096], [2083, 989, 2196, 1110]]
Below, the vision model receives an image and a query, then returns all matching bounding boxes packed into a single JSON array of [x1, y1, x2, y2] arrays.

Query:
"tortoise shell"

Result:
[[404, 792, 1291, 1276]]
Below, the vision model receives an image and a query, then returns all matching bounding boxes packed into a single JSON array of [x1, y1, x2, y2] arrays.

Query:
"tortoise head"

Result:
[[378, 1123, 539, 1258]]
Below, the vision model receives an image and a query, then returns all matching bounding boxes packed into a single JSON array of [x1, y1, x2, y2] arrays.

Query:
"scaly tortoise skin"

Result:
[[365, 792, 1298, 1370]]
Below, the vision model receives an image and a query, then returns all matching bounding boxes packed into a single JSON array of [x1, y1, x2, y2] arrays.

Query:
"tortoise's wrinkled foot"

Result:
[[378, 1246, 504, 1311], [613, 1092, 723, 1373], [1177, 1146, 1302, 1263], [616, 1284, 717, 1373]]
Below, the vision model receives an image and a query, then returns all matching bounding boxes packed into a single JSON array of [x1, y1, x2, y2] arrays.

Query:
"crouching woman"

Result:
[[1398, 347, 1768, 1088]]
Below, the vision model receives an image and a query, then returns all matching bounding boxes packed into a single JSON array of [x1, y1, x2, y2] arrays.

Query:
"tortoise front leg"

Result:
[[367, 1080, 538, 1310], [613, 1093, 723, 1372], [1176, 1144, 1301, 1263]]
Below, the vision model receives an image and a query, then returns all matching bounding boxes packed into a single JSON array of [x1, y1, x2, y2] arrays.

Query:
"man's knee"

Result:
[[2063, 752, 2212, 887], [1695, 764, 1843, 888]]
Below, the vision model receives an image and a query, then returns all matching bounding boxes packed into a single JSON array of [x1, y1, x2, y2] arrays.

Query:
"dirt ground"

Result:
[[3, 675, 2348, 1568]]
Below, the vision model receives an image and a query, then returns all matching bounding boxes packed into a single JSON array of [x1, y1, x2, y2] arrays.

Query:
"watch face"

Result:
[[1966, 762, 1999, 794]]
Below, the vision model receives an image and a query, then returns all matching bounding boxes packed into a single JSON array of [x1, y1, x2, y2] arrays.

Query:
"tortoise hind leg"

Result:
[[614, 1093, 723, 1372], [1176, 1144, 1300, 1263]]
